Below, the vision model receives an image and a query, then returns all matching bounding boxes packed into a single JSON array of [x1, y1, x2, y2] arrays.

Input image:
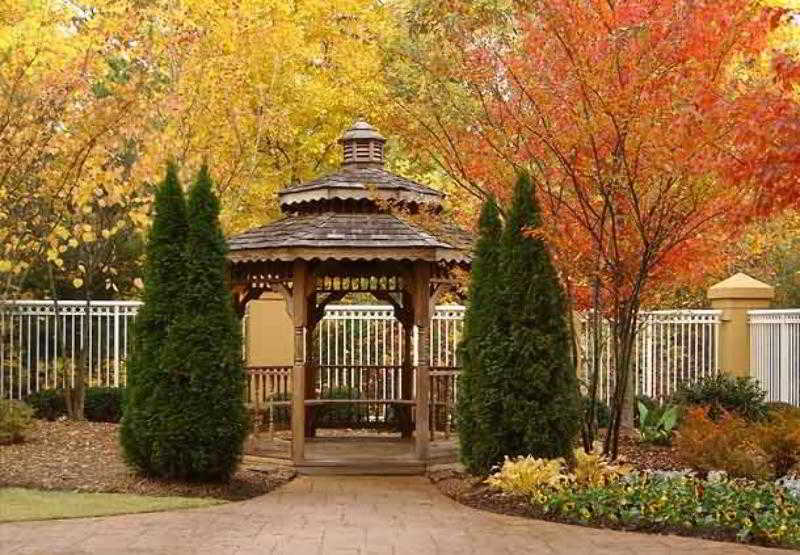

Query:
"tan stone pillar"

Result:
[[245, 292, 293, 367], [707, 273, 774, 378]]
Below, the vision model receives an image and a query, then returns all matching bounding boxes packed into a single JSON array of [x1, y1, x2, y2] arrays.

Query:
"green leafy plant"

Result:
[[672, 374, 767, 422], [0, 400, 33, 444], [637, 401, 678, 445], [484, 450, 800, 548]]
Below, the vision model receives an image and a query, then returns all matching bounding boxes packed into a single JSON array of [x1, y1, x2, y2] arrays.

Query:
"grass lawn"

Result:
[[0, 488, 224, 523]]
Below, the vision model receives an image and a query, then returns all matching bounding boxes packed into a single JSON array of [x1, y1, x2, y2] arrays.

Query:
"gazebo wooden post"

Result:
[[305, 288, 318, 439], [291, 260, 310, 464], [399, 290, 414, 439], [413, 262, 432, 460]]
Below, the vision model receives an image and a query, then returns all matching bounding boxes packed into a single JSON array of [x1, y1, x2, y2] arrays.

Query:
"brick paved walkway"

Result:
[[0, 476, 789, 554]]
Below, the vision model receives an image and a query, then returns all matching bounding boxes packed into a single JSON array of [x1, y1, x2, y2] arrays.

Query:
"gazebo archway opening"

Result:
[[227, 121, 471, 474]]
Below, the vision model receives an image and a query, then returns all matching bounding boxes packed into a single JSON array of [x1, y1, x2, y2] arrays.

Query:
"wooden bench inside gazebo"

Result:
[[226, 121, 472, 474]]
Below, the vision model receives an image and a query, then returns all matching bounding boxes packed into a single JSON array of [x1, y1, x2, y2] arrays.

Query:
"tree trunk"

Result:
[[66, 293, 90, 420]]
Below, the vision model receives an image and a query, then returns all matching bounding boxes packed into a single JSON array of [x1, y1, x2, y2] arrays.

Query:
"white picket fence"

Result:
[[577, 310, 721, 403], [317, 304, 464, 367], [0, 300, 465, 400], [0, 300, 729, 406], [750, 310, 800, 405], [0, 301, 139, 399]]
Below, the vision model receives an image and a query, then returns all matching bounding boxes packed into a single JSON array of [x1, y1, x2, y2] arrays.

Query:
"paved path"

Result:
[[0, 476, 789, 554]]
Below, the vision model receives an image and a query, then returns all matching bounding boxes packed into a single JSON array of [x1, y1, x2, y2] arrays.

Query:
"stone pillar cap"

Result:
[[707, 272, 775, 300]]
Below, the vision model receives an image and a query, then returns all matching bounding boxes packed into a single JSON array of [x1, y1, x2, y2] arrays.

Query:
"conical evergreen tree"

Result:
[[156, 165, 248, 481], [121, 163, 188, 472], [499, 173, 580, 462], [457, 197, 506, 473]]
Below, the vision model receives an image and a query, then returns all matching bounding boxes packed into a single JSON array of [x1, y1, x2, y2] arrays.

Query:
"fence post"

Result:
[[707, 273, 774, 378]]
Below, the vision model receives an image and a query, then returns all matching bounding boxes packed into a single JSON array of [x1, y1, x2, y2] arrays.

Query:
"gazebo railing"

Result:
[[430, 367, 459, 439], [245, 365, 292, 435]]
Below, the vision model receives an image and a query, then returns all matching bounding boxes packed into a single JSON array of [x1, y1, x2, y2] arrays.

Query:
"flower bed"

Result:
[[432, 449, 800, 550], [538, 471, 800, 547]]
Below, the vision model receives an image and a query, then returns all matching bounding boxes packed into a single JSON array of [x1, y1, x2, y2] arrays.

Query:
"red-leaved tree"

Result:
[[391, 0, 800, 457]]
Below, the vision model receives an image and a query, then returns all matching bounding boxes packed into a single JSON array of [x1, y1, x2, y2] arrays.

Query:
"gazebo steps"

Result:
[[295, 460, 427, 476]]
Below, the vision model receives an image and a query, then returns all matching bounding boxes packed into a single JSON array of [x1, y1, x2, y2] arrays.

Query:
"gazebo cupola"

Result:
[[226, 120, 472, 473], [339, 120, 386, 168]]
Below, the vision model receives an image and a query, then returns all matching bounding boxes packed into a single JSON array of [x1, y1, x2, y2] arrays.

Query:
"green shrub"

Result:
[[458, 174, 580, 474], [26, 389, 66, 420], [152, 166, 248, 481], [457, 196, 503, 472], [0, 400, 33, 444], [672, 374, 767, 422], [26, 388, 124, 422], [121, 163, 189, 476], [84, 388, 124, 422]]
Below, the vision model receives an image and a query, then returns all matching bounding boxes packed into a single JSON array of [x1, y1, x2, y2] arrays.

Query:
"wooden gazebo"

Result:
[[226, 121, 472, 473]]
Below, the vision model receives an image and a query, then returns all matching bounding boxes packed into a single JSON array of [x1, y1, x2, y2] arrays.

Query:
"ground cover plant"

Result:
[[0, 488, 221, 523]]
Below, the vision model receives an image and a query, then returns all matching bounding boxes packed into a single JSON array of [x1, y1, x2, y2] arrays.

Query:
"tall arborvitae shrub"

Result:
[[121, 163, 188, 472], [157, 166, 247, 481], [499, 173, 580, 463], [457, 197, 506, 473]]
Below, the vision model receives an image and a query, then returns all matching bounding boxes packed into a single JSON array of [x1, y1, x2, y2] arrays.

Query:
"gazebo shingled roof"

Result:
[[277, 166, 445, 212], [227, 119, 472, 265], [227, 212, 471, 264]]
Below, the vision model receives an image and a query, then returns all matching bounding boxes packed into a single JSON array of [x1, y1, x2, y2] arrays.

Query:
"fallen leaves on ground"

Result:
[[0, 420, 294, 501]]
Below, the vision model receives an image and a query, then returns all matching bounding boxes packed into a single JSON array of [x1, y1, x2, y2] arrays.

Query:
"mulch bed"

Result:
[[0, 420, 294, 501], [617, 434, 684, 471]]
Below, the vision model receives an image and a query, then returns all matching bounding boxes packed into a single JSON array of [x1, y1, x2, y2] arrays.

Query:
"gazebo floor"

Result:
[[244, 430, 459, 475]]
